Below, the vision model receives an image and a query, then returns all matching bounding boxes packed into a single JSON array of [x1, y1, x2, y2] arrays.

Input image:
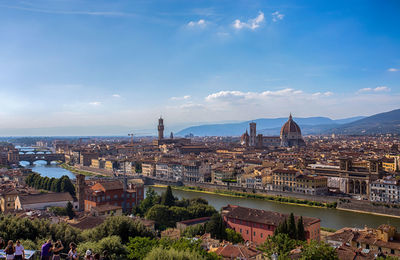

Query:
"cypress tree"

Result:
[[288, 213, 297, 239], [161, 186, 175, 207], [66, 201, 75, 219], [297, 216, 306, 241]]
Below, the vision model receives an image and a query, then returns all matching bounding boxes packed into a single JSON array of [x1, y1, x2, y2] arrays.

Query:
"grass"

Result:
[[60, 163, 97, 176], [153, 184, 338, 209], [321, 227, 337, 233]]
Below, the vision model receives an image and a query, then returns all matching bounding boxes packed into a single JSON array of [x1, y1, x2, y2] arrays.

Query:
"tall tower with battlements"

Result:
[[158, 117, 164, 140], [76, 174, 86, 211], [249, 122, 256, 147]]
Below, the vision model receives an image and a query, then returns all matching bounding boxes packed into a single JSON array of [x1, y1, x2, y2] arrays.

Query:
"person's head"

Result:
[[93, 253, 100, 260], [16, 240, 20, 246], [86, 249, 92, 257], [7, 240, 13, 247], [69, 242, 76, 250]]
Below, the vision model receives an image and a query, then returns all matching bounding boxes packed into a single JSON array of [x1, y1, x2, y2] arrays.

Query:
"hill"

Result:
[[176, 116, 365, 137], [327, 109, 400, 135]]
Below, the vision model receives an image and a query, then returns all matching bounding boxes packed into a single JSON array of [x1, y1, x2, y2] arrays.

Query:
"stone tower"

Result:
[[158, 117, 164, 140], [76, 174, 86, 211], [249, 122, 256, 147]]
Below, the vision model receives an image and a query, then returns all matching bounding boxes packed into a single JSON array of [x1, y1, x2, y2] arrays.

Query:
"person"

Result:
[[14, 240, 24, 260], [67, 242, 78, 260], [0, 237, 5, 249], [85, 249, 93, 260], [101, 250, 110, 260], [41, 239, 52, 260], [52, 240, 64, 260], [4, 240, 15, 260], [93, 253, 100, 260]]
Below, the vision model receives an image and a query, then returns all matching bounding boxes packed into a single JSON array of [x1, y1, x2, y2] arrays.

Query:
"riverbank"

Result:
[[60, 163, 101, 177], [150, 184, 337, 209], [337, 207, 400, 219]]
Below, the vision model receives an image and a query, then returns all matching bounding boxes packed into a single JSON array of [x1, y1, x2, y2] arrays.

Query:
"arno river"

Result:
[[23, 162, 400, 231]]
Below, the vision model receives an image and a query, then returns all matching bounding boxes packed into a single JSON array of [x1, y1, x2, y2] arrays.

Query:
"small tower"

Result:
[[76, 174, 86, 211], [158, 117, 164, 140], [249, 122, 256, 147], [170, 132, 174, 139]]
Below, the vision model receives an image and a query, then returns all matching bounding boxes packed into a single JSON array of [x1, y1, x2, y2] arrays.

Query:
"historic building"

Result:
[[222, 205, 321, 244], [241, 114, 305, 148]]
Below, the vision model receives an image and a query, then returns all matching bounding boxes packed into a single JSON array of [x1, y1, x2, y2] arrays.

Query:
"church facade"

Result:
[[241, 114, 305, 148]]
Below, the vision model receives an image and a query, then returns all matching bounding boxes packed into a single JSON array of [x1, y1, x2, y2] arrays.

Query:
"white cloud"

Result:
[[358, 86, 391, 93], [89, 101, 101, 106], [233, 11, 264, 30], [205, 88, 309, 102], [272, 11, 284, 22], [388, 68, 399, 72], [170, 95, 191, 101], [112, 94, 121, 98], [187, 19, 206, 28]]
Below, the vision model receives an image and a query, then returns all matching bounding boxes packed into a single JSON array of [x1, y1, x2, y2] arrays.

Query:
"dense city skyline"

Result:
[[0, 0, 399, 135]]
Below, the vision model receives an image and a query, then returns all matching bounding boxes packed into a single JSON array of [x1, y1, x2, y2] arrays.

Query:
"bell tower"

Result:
[[76, 174, 86, 211], [158, 117, 164, 140]]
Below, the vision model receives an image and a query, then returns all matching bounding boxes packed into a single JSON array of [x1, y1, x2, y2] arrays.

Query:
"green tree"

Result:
[[144, 246, 205, 260], [205, 213, 226, 240], [225, 228, 244, 244], [297, 216, 306, 241], [161, 186, 175, 207], [127, 237, 158, 260], [60, 176, 76, 196], [300, 240, 338, 260], [145, 205, 173, 229], [66, 201, 75, 219], [182, 224, 205, 238], [77, 235, 128, 259], [139, 187, 160, 215], [258, 233, 302, 259], [288, 213, 297, 239]]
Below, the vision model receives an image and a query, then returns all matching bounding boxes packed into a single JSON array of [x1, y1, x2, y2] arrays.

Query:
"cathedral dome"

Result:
[[280, 114, 301, 136]]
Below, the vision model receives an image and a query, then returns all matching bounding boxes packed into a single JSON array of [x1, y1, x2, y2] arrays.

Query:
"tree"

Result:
[[205, 213, 226, 240], [274, 218, 288, 236], [288, 213, 297, 239], [160, 186, 175, 207], [226, 228, 244, 244], [127, 237, 158, 260], [66, 201, 75, 219], [139, 187, 160, 215], [297, 216, 306, 241], [182, 224, 205, 238], [145, 205, 173, 229], [60, 176, 76, 196], [300, 240, 338, 260], [144, 246, 205, 260], [258, 233, 302, 259], [77, 236, 128, 259]]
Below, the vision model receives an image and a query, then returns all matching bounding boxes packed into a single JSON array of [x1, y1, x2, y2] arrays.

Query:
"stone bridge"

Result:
[[18, 153, 65, 165]]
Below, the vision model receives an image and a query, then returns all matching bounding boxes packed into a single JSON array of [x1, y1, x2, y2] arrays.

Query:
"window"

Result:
[[114, 195, 118, 199], [254, 231, 256, 237], [246, 230, 249, 235], [240, 229, 242, 233], [261, 233, 263, 238]]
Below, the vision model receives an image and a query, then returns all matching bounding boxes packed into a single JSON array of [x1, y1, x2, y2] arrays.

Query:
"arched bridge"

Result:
[[18, 153, 65, 165]]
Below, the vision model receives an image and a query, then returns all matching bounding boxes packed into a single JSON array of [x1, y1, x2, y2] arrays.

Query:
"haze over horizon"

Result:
[[1, 0, 399, 135]]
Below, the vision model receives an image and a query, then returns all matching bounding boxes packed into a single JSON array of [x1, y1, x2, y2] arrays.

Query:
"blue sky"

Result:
[[0, 0, 399, 135]]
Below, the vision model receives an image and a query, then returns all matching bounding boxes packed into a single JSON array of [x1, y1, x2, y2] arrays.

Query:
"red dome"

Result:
[[280, 114, 301, 136]]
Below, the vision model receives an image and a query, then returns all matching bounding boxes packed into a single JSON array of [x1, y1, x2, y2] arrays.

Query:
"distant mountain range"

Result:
[[327, 109, 400, 135], [176, 109, 400, 136]]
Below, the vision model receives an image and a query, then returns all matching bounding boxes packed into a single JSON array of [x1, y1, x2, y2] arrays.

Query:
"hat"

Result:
[[86, 250, 92, 256]]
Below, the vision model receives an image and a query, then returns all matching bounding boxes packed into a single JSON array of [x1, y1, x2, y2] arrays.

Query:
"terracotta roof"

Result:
[[19, 192, 73, 205], [97, 181, 123, 191], [222, 205, 320, 227], [280, 114, 302, 136], [70, 215, 106, 230], [214, 244, 262, 259]]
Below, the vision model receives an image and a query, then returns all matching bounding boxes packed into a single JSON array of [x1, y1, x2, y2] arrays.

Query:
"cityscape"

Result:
[[1, 0, 400, 259]]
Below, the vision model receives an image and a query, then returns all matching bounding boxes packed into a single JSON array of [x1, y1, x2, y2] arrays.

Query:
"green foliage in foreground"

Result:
[[258, 233, 338, 260], [127, 237, 220, 260]]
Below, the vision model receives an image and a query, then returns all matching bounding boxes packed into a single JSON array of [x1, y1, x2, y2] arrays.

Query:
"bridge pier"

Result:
[[47, 160, 51, 165], [29, 161, 34, 166]]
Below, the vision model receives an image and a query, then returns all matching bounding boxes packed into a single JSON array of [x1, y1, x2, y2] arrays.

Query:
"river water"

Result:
[[19, 158, 400, 231], [151, 186, 400, 230]]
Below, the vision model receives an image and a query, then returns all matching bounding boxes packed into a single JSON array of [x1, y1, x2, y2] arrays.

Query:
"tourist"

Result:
[[14, 240, 25, 260], [41, 239, 52, 260], [85, 249, 93, 260], [52, 240, 64, 260], [0, 237, 5, 249], [4, 240, 15, 260], [101, 250, 110, 260], [67, 242, 78, 260], [93, 253, 100, 260]]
